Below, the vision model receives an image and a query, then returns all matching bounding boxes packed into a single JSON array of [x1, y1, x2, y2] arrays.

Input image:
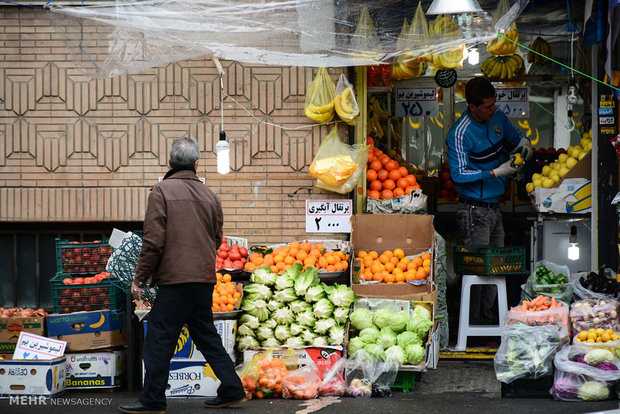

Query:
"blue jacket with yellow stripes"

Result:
[[446, 109, 526, 203]]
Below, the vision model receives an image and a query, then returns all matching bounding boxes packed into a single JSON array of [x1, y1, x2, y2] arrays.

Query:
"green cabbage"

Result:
[[377, 327, 397, 349], [358, 326, 380, 343], [348, 337, 366, 355], [397, 331, 422, 348], [584, 349, 615, 366], [405, 343, 425, 365], [577, 381, 610, 401], [364, 343, 385, 361], [407, 316, 433, 339], [388, 311, 410, 333], [350, 308, 374, 330], [384, 345, 406, 365], [413, 305, 432, 321], [372, 308, 394, 329], [237, 336, 260, 351]]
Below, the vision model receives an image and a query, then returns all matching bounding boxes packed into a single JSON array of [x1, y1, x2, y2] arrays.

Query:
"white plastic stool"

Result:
[[455, 274, 508, 351]]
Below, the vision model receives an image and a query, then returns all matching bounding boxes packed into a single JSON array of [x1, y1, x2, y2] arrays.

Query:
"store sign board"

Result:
[[395, 87, 439, 117], [305, 200, 352, 233], [495, 87, 528, 118], [598, 95, 617, 136]]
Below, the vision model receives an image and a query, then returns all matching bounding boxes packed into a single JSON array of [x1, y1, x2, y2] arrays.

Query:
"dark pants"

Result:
[[456, 202, 504, 325], [139, 283, 244, 409]]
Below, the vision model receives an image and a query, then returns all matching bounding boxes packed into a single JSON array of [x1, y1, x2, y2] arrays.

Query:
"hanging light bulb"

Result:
[[468, 47, 479, 65], [565, 107, 576, 132], [216, 131, 230, 175], [426, 0, 483, 15], [567, 224, 579, 261]]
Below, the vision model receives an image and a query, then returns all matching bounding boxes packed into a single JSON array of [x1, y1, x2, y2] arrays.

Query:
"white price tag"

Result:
[[13, 332, 66, 360], [305, 200, 352, 233], [495, 87, 528, 118], [395, 87, 439, 117]]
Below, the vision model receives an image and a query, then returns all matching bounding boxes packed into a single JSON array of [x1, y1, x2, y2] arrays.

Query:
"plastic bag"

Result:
[[304, 66, 335, 124], [570, 298, 620, 333], [345, 350, 373, 398], [427, 15, 465, 69], [392, 2, 428, 80], [570, 271, 617, 301], [370, 359, 399, 398], [309, 125, 369, 194], [551, 344, 620, 401], [333, 74, 359, 126], [521, 260, 573, 305], [236, 350, 294, 399], [486, 0, 519, 57], [349, 7, 383, 61], [318, 356, 346, 397], [494, 323, 564, 383], [282, 366, 321, 400], [505, 299, 570, 340]]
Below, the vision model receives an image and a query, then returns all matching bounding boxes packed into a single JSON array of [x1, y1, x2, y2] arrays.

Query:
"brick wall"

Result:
[[0, 6, 349, 244]]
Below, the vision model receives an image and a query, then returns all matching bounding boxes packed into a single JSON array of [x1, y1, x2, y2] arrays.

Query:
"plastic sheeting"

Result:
[[47, 0, 531, 78], [435, 231, 449, 350]]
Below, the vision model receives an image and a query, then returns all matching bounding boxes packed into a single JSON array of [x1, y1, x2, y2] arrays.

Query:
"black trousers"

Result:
[[139, 283, 244, 409]]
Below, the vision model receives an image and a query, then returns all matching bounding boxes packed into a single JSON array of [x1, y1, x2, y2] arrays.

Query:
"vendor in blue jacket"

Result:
[[446, 76, 532, 325]]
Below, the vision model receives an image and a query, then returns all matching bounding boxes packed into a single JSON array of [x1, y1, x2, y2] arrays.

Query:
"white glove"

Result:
[[492, 159, 520, 177], [511, 138, 533, 161]]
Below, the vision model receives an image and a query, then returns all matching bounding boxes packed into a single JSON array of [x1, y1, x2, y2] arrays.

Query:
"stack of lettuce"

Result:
[[236, 264, 355, 350], [347, 306, 433, 366]]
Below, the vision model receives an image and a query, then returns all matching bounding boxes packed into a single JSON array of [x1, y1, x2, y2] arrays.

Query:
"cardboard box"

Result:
[[147, 360, 220, 398], [532, 152, 592, 214], [242, 347, 343, 380], [0, 317, 45, 353], [46, 310, 126, 352], [352, 283, 438, 310], [65, 350, 124, 389], [143, 319, 237, 362], [0, 356, 66, 398]]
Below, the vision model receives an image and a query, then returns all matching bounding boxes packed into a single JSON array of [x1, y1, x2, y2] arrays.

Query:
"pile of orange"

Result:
[[357, 249, 432, 283], [243, 241, 350, 274], [212, 272, 242, 312], [366, 137, 421, 200]]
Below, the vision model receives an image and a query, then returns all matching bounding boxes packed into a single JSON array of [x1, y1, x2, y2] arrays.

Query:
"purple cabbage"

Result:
[[572, 354, 587, 365], [552, 376, 579, 400], [596, 362, 619, 371]]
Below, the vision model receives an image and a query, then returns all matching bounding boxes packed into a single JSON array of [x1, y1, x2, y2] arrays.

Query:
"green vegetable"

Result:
[[384, 345, 406, 365], [289, 300, 311, 314], [372, 308, 394, 329], [274, 273, 294, 290], [239, 314, 260, 329], [238, 324, 255, 337], [350, 308, 374, 330], [314, 318, 337, 334], [348, 337, 366, 355], [262, 337, 281, 348], [272, 307, 294, 324], [266, 299, 283, 312], [237, 336, 260, 351], [256, 325, 274, 340], [284, 262, 303, 279], [274, 325, 291, 341], [304, 285, 326, 302], [243, 283, 272, 300], [274, 288, 297, 303], [405, 343, 425, 365], [313, 336, 329, 347], [388, 311, 410, 333], [364, 343, 385, 361], [297, 310, 316, 327], [333, 307, 350, 324], [251, 266, 277, 286], [289, 323, 304, 336], [326, 283, 356, 308], [413, 305, 432, 321], [358, 326, 380, 343], [377, 327, 397, 349], [397, 331, 422, 348], [577, 381, 609, 401], [584, 349, 614, 366], [285, 336, 305, 347], [406, 316, 433, 339], [301, 330, 317, 344], [241, 297, 269, 321], [293, 267, 319, 296], [313, 298, 335, 319], [328, 325, 345, 345]]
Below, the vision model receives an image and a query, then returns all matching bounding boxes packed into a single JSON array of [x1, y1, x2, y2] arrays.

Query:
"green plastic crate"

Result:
[[51, 272, 125, 313], [55, 238, 112, 274], [453, 245, 526, 276], [392, 371, 419, 393]]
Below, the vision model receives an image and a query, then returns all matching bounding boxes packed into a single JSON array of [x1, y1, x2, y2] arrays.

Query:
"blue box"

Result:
[[46, 311, 126, 352]]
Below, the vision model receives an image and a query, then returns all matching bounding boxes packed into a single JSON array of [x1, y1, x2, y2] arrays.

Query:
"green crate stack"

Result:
[[453, 245, 526, 276], [55, 238, 112, 274], [392, 371, 419, 393], [51, 273, 125, 314]]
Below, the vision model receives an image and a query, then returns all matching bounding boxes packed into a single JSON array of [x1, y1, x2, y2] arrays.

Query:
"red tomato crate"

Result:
[[55, 238, 113, 274], [51, 273, 125, 314]]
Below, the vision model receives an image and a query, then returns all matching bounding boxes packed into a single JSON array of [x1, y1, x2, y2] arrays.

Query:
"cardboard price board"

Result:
[[306, 200, 352, 233], [395, 87, 439, 117], [13, 332, 66, 360], [495, 87, 528, 118]]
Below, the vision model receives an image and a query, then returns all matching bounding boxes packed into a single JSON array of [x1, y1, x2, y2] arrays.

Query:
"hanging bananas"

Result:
[[486, 26, 519, 56], [367, 97, 390, 139], [334, 87, 360, 126], [305, 101, 335, 124], [527, 36, 552, 65], [392, 56, 427, 80], [427, 15, 465, 69], [480, 54, 524, 80]]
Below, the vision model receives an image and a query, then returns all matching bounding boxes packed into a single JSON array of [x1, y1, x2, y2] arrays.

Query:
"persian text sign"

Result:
[[305, 200, 352, 233], [495, 87, 528, 118], [395, 87, 439, 117], [14, 332, 66, 360]]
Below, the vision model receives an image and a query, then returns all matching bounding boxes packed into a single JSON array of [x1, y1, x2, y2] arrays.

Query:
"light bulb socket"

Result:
[[569, 225, 578, 244], [219, 131, 226, 141]]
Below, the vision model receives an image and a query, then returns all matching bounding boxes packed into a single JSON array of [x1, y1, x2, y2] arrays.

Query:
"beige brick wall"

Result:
[[0, 6, 349, 245]]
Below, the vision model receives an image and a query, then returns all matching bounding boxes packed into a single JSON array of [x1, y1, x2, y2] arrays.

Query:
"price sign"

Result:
[[14, 332, 66, 360], [305, 200, 352, 233], [395, 87, 439, 117], [495, 87, 528, 118], [598, 95, 617, 136]]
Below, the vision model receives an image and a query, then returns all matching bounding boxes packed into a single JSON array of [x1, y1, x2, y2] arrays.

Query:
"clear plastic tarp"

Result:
[[47, 0, 532, 78]]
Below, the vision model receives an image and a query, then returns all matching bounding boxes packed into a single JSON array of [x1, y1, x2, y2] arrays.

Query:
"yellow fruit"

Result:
[[606, 329, 614, 335], [552, 162, 562, 171], [601, 332, 611, 342], [532, 178, 542, 187], [566, 157, 578, 169], [550, 172, 560, 183], [586, 338, 595, 343], [542, 178, 555, 188], [559, 166, 570, 177], [587, 331, 598, 340], [541, 165, 552, 176], [596, 337, 604, 343], [578, 331, 588, 341], [526, 182, 534, 193], [575, 338, 582, 343], [513, 153, 523, 166], [570, 146, 583, 159], [578, 152, 587, 160], [532, 173, 542, 181], [558, 153, 569, 163], [596, 328, 606, 336]]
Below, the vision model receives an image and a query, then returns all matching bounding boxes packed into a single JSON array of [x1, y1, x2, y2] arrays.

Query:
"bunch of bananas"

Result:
[[527, 36, 552, 65], [486, 25, 519, 56], [480, 54, 524, 80], [305, 101, 335, 124], [392, 55, 427, 80], [334, 87, 359, 126], [427, 15, 465, 69], [367, 96, 390, 139]]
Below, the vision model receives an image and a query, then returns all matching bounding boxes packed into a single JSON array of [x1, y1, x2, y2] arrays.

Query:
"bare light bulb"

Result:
[[468, 47, 479, 65], [216, 131, 230, 175], [567, 225, 579, 261]]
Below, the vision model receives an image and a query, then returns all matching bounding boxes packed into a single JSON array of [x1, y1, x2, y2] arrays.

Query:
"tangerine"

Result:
[[370, 180, 383, 191], [421, 252, 432, 261], [379, 155, 391, 165], [398, 166, 409, 177], [367, 190, 381, 199], [393, 187, 405, 197], [381, 189, 393, 199], [357, 250, 368, 258], [393, 248, 405, 259], [367, 136, 375, 146], [396, 177, 409, 189], [405, 174, 417, 186], [367, 169, 378, 182], [369, 160, 382, 171], [377, 169, 389, 181], [384, 273, 396, 283], [405, 186, 415, 195], [385, 160, 398, 171], [388, 169, 401, 181], [368, 250, 379, 259], [384, 262, 395, 273], [383, 179, 396, 190]]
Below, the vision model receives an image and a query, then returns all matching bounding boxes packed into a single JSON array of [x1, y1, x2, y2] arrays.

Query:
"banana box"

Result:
[[142, 360, 220, 398], [46, 311, 126, 352], [65, 350, 124, 389], [0, 356, 66, 398]]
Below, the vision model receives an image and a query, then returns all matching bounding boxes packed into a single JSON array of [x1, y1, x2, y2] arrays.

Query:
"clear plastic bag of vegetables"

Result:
[[281, 366, 322, 400], [494, 323, 565, 384], [551, 344, 620, 401], [236, 350, 295, 399], [521, 260, 573, 305], [318, 356, 346, 397], [505, 296, 570, 341], [570, 298, 620, 333], [345, 350, 374, 398], [370, 358, 399, 398], [304, 66, 336, 124]]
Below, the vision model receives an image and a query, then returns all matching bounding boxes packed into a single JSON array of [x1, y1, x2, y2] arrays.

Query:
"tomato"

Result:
[[239, 247, 248, 258], [73, 277, 84, 284], [219, 243, 230, 252], [229, 251, 241, 261], [63, 278, 73, 285], [217, 251, 228, 259]]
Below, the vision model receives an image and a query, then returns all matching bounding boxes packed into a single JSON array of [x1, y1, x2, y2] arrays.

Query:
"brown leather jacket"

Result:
[[134, 170, 223, 288]]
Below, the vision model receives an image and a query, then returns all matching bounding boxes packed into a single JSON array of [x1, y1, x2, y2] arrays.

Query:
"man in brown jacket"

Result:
[[119, 138, 245, 414]]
